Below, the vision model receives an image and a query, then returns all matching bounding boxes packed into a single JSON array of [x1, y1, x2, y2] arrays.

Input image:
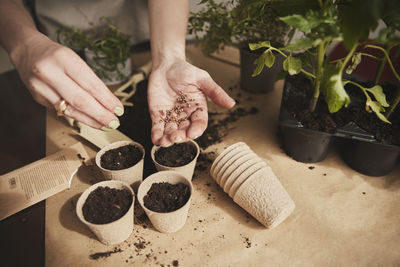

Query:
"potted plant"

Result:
[[137, 171, 193, 233], [249, 0, 400, 176], [76, 180, 135, 245], [95, 140, 145, 190], [57, 20, 132, 85], [151, 140, 200, 180], [188, 0, 290, 93]]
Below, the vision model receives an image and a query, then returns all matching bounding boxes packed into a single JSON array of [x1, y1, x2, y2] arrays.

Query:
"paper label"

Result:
[[0, 142, 89, 220]]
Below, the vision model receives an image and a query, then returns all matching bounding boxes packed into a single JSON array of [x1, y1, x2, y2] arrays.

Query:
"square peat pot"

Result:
[[279, 76, 400, 177]]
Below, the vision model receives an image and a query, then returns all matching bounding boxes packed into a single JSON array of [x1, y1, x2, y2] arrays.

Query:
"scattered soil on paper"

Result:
[[100, 144, 143, 170], [143, 182, 190, 213], [82, 186, 132, 224], [154, 142, 197, 167], [196, 107, 258, 150], [90, 247, 123, 260]]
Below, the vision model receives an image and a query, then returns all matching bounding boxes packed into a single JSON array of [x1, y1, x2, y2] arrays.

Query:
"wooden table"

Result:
[[3, 44, 400, 267]]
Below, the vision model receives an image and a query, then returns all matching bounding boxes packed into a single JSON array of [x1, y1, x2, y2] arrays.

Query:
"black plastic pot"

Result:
[[239, 48, 283, 94], [279, 77, 400, 176]]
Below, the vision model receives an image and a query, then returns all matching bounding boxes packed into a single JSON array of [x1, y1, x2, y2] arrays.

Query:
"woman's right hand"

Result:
[[10, 32, 124, 130]]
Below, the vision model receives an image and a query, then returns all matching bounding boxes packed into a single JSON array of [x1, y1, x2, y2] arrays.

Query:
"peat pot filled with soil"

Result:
[[151, 139, 200, 180], [137, 171, 193, 233], [96, 140, 145, 189], [76, 180, 135, 245], [279, 75, 400, 176]]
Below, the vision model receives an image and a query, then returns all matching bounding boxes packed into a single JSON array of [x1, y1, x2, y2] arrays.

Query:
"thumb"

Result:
[[197, 72, 235, 108]]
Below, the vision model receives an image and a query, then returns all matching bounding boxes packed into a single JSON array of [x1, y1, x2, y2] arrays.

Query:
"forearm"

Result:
[[0, 0, 44, 58], [148, 0, 188, 68]]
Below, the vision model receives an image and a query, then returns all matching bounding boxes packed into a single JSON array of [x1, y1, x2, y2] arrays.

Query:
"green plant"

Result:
[[188, 0, 290, 55], [250, 0, 400, 123], [56, 20, 132, 81]]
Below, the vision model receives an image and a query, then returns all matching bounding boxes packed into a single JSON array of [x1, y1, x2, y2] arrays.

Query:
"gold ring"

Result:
[[54, 99, 68, 116]]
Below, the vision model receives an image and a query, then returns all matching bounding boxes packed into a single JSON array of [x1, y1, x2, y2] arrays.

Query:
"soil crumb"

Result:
[[90, 247, 123, 260]]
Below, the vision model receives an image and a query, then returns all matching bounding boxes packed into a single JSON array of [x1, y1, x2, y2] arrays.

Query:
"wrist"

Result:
[[9, 30, 49, 65], [151, 46, 186, 70]]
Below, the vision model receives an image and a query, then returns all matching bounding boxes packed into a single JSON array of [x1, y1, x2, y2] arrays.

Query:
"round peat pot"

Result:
[[151, 140, 200, 180], [95, 140, 145, 190], [76, 180, 135, 245], [137, 171, 193, 233], [280, 125, 333, 163], [239, 48, 283, 94], [341, 139, 400, 177]]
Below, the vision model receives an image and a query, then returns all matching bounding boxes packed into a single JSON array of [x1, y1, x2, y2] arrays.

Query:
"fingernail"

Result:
[[163, 143, 173, 148], [192, 136, 199, 140], [174, 138, 183, 143], [114, 107, 124, 116], [108, 120, 120, 129], [101, 126, 112, 131]]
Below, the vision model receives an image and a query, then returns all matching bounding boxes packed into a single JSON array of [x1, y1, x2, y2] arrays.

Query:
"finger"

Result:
[[196, 72, 235, 108], [38, 69, 120, 129], [61, 49, 124, 116], [187, 107, 208, 139], [151, 119, 165, 145], [169, 129, 188, 143], [63, 105, 103, 129], [164, 121, 178, 135], [28, 77, 60, 108], [159, 134, 174, 147]]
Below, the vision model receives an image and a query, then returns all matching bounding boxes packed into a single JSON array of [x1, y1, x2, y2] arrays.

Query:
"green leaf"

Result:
[[339, 0, 383, 49], [366, 85, 389, 107], [249, 41, 271, 51], [345, 53, 362, 75], [367, 100, 391, 123], [283, 37, 321, 51], [264, 49, 275, 68], [283, 56, 302, 75], [279, 14, 321, 32], [252, 54, 266, 77], [252, 49, 276, 77], [321, 65, 351, 113]]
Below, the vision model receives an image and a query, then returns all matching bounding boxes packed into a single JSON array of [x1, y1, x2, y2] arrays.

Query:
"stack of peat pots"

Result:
[[210, 142, 295, 228]]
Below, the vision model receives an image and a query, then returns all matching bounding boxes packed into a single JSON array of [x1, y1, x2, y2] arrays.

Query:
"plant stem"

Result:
[[339, 44, 358, 74], [366, 45, 400, 82], [373, 44, 390, 84], [386, 85, 400, 119], [310, 41, 326, 112], [270, 47, 316, 79]]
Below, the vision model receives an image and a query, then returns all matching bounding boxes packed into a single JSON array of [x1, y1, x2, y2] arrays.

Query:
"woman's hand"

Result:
[[10, 33, 124, 130], [148, 59, 235, 146]]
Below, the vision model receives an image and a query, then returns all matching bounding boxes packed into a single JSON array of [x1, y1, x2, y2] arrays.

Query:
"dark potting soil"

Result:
[[100, 144, 143, 170], [283, 75, 400, 145], [82, 186, 133, 224], [143, 182, 190, 213], [154, 142, 197, 167]]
